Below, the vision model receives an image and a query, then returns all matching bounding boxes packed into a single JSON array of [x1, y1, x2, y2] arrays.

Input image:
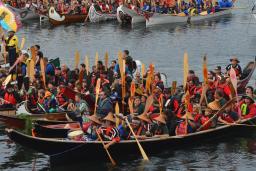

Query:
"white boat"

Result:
[[88, 4, 116, 23], [146, 9, 232, 27], [5, 4, 41, 22], [117, 5, 145, 24]]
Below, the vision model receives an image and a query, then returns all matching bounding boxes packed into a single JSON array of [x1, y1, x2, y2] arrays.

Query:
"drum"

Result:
[[68, 130, 84, 141]]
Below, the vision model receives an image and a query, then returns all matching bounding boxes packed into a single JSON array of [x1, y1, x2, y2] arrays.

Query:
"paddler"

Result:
[[16, 50, 29, 91], [225, 57, 242, 79], [0, 84, 21, 108], [175, 112, 196, 135], [4, 30, 19, 69], [43, 91, 58, 113], [85, 115, 102, 141], [240, 95, 256, 119], [151, 114, 169, 136], [98, 112, 120, 149], [135, 113, 153, 137], [96, 90, 113, 119]]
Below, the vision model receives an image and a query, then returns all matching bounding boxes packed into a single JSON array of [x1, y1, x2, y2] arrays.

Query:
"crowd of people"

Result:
[[3, 0, 234, 17], [0, 30, 255, 149]]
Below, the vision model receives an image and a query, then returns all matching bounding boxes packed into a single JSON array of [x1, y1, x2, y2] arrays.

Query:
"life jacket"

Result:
[[6, 35, 19, 52], [4, 92, 17, 105], [81, 7, 87, 14], [241, 103, 248, 116], [221, 113, 234, 123], [200, 116, 211, 130], [175, 121, 187, 135], [100, 126, 120, 142]]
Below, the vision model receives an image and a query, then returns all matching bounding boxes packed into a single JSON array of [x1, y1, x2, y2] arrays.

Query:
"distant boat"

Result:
[[117, 5, 145, 24], [88, 4, 116, 23]]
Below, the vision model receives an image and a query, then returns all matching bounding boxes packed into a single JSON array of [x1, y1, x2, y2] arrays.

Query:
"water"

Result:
[[1, 0, 256, 170]]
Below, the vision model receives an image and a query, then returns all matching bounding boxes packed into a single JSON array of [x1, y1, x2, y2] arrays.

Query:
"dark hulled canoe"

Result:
[[48, 7, 86, 26], [6, 117, 256, 165], [237, 57, 256, 93]]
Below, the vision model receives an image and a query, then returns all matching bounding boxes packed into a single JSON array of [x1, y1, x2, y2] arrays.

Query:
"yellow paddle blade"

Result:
[[159, 94, 163, 115], [171, 81, 177, 96], [128, 98, 134, 114], [30, 46, 36, 63], [143, 95, 154, 115], [202, 55, 208, 85], [75, 51, 80, 69], [183, 52, 189, 89], [105, 52, 109, 71], [130, 81, 136, 97], [20, 37, 25, 50], [2, 74, 12, 87], [115, 103, 120, 127], [94, 78, 101, 116], [146, 74, 151, 94], [40, 58, 46, 88], [84, 55, 89, 76], [29, 59, 35, 81], [95, 52, 99, 70], [141, 63, 145, 77]]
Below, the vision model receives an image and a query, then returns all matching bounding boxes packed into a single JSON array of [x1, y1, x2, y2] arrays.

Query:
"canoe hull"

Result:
[[6, 4, 40, 21], [117, 5, 145, 24], [88, 5, 116, 23], [48, 7, 86, 26], [6, 117, 256, 164], [146, 9, 232, 27]]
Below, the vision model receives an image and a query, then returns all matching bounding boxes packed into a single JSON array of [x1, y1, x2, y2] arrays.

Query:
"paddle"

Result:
[[96, 130, 116, 166], [115, 102, 120, 127], [95, 52, 99, 70], [125, 117, 149, 161], [141, 63, 145, 77], [197, 98, 236, 131], [2, 74, 12, 87], [40, 58, 46, 88], [200, 55, 209, 105], [75, 51, 80, 69], [105, 52, 108, 71], [171, 81, 177, 96], [183, 52, 189, 91], [29, 58, 35, 81], [230, 67, 241, 118], [30, 46, 36, 63], [20, 37, 26, 50], [142, 95, 154, 115], [93, 78, 101, 116], [84, 55, 89, 76]]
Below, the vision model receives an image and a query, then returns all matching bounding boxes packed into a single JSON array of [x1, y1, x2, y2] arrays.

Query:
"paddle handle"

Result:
[[125, 118, 149, 161], [96, 130, 116, 166]]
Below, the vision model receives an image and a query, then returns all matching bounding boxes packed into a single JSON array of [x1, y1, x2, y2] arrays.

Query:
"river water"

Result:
[[1, 0, 256, 170]]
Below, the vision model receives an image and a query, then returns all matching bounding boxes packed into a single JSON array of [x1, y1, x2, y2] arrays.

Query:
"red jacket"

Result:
[[242, 104, 256, 119]]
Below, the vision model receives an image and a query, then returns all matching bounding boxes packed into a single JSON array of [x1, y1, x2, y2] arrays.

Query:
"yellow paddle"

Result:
[[95, 52, 99, 70], [96, 130, 116, 166], [183, 52, 189, 90], [40, 58, 46, 88], [115, 103, 120, 127], [75, 51, 80, 69], [30, 46, 36, 63], [105, 52, 109, 71], [84, 55, 89, 76], [20, 37, 26, 50], [94, 78, 101, 116]]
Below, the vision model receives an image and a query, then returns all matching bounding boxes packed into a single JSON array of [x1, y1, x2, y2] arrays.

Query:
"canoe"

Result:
[[116, 5, 145, 24], [0, 102, 68, 129], [34, 122, 91, 138], [6, 116, 256, 164], [88, 4, 116, 23], [237, 57, 256, 94], [48, 7, 86, 26], [5, 4, 40, 22], [146, 9, 232, 27]]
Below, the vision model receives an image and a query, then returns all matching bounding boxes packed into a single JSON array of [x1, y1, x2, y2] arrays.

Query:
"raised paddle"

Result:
[[230, 67, 241, 118], [197, 98, 236, 131], [75, 51, 80, 69], [125, 118, 149, 161], [95, 52, 99, 70], [171, 81, 177, 96], [30, 46, 36, 63], [142, 95, 154, 115], [20, 37, 26, 50], [84, 55, 89, 76], [183, 52, 189, 90], [93, 78, 101, 116], [104, 52, 109, 71], [96, 130, 116, 166], [40, 58, 46, 88]]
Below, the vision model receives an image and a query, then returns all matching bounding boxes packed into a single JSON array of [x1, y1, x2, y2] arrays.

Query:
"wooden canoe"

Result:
[[48, 7, 87, 26], [6, 117, 256, 165]]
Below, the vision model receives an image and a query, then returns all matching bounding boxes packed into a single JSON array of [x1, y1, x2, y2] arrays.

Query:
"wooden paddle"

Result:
[[115, 103, 120, 127], [171, 81, 177, 96], [84, 55, 89, 76], [96, 130, 116, 166], [29, 58, 35, 81], [141, 63, 145, 77], [183, 52, 189, 90], [95, 52, 99, 70], [40, 58, 46, 88], [142, 95, 154, 115], [202, 55, 208, 85], [93, 78, 101, 116], [197, 98, 236, 131], [159, 94, 163, 115], [104, 52, 109, 71], [128, 98, 134, 115], [75, 51, 80, 69], [30, 46, 36, 63], [125, 118, 149, 161], [230, 67, 241, 118], [2, 74, 12, 87], [20, 37, 26, 50]]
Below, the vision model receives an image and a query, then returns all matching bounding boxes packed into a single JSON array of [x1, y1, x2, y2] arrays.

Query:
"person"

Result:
[[216, 76, 232, 100], [214, 66, 223, 77], [214, 89, 227, 107], [85, 115, 102, 141], [96, 90, 113, 118], [245, 86, 254, 99], [35, 44, 44, 73], [67, 93, 89, 127], [4, 30, 19, 68], [56, 85, 68, 110], [240, 96, 256, 119], [175, 112, 197, 135], [151, 114, 169, 136], [98, 112, 120, 149], [225, 57, 242, 78], [135, 113, 153, 137], [133, 96, 144, 115], [16, 50, 29, 91], [0, 84, 20, 108], [43, 91, 58, 113], [123, 50, 134, 75]]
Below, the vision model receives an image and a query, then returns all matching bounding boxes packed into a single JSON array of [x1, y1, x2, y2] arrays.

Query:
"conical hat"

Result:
[[207, 100, 221, 111], [153, 114, 166, 124], [87, 115, 102, 125], [103, 112, 116, 123], [181, 112, 194, 120], [137, 113, 152, 123]]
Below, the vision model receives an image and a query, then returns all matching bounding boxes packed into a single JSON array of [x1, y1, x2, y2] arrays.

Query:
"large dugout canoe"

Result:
[[146, 8, 232, 27]]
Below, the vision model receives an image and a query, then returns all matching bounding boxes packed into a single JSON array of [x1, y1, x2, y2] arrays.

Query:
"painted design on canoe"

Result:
[[117, 5, 145, 24], [88, 4, 116, 23], [5, 4, 40, 21]]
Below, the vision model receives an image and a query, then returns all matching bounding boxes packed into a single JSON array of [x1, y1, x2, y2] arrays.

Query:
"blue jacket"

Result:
[[46, 63, 55, 76]]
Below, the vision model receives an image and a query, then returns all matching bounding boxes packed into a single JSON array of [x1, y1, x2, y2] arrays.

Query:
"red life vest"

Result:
[[176, 121, 187, 135], [200, 116, 211, 130], [4, 93, 16, 105], [56, 93, 66, 106]]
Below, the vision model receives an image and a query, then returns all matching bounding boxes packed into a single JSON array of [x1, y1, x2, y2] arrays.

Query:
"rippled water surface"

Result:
[[1, 0, 256, 170]]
